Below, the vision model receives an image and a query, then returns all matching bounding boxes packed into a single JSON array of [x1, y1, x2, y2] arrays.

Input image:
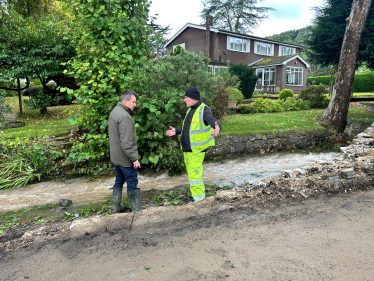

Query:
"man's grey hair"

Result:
[[120, 89, 138, 102]]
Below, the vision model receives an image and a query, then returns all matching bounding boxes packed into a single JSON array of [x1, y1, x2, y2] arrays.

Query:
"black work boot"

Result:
[[127, 188, 142, 213], [112, 187, 127, 213]]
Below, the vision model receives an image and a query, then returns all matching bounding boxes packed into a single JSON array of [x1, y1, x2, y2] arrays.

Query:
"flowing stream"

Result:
[[0, 152, 341, 213]]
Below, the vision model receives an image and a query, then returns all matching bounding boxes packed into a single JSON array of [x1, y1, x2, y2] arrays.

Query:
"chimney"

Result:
[[206, 16, 213, 58]]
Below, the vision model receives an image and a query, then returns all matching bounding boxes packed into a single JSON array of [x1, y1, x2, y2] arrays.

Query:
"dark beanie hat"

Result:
[[184, 87, 200, 100]]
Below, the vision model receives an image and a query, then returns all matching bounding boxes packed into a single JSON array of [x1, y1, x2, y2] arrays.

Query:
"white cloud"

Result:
[[149, 0, 325, 38]]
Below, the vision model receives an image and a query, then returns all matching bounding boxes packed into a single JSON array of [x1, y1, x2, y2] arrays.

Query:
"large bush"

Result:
[[229, 63, 258, 99], [299, 85, 330, 108], [130, 50, 238, 174]]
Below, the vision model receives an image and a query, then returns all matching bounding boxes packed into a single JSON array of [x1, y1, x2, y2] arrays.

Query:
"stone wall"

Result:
[[206, 129, 331, 159], [215, 123, 374, 203]]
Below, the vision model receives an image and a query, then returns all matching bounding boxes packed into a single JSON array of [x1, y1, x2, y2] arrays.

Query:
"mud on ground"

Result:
[[2, 123, 374, 280]]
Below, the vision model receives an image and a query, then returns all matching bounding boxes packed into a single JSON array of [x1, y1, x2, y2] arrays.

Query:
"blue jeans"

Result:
[[113, 166, 138, 191]]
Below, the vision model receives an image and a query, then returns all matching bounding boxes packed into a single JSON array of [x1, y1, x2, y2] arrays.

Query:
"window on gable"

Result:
[[227, 36, 250, 52], [286, 67, 303, 86], [173, 43, 185, 51], [255, 67, 276, 86], [279, 46, 296, 56], [254, 41, 274, 56]]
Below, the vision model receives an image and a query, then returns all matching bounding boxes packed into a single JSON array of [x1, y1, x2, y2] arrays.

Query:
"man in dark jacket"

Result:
[[108, 89, 141, 213], [166, 87, 221, 201]]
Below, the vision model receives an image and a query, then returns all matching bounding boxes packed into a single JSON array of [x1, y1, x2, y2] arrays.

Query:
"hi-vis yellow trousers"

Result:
[[184, 152, 206, 201]]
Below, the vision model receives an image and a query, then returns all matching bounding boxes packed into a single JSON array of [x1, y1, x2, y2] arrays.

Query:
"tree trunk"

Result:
[[323, 0, 372, 133], [17, 78, 23, 113]]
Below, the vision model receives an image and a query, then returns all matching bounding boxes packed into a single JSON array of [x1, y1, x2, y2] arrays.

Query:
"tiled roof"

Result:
[[251, 54, 298, 67]]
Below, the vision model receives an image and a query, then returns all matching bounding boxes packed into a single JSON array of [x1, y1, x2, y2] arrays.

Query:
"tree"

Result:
[[200, 0, 274, 33], [61, 0, 151, 164], [323, 0, 372, 133], [308, 0, 374, 69], [229, 64, 258, 98], [0, 11, 76, 114], [148, 17, 171, 58]]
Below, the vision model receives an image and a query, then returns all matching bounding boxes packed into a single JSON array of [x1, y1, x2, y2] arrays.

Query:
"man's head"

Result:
[[120, 89, 138, 111], [184, 87, 200, 108]]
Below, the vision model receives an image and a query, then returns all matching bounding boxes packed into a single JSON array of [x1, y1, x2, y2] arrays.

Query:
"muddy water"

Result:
[[0, 152, 340, 212]]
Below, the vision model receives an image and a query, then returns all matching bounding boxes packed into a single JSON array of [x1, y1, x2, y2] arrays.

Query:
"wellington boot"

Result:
[[127, 188, 142, 213], [112, 187, 127, 214]]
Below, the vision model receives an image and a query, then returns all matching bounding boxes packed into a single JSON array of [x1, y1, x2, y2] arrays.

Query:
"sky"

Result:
[[149, 0, 325, 39]]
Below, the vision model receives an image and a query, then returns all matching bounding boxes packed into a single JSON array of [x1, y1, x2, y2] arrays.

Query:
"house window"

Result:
[[286, 67, 303, 86], [173, 43, 185, 51], [227, 36, 250, 52], [254, 41, 274, 56], [279, 46, 296, 56], [214, 66, 228, 74], [256, 68, 276, 86]]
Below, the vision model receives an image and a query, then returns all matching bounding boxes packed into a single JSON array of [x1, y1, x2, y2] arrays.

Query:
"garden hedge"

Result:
[[307, 72, 374, 93]]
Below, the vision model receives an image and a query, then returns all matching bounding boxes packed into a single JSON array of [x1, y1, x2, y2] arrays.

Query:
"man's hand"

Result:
[[211, 122, 220, 137], [133, 160, 141, 169], [166, 126, 176, 137]]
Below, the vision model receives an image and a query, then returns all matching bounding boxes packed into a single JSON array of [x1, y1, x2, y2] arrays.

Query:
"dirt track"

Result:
[[1, 189, 374, 281]]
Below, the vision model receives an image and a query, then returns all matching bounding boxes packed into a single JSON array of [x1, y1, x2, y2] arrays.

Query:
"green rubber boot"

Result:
[[127, 188, 142, 213], [112, 187, 127, 213]]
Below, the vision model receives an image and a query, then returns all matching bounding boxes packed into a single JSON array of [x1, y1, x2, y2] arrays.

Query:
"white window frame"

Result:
[[227, 36, 250, 53], [279, 46, 296, 56], [213, 65, 228, 74], [254, 41, 274, 56], [286, 67, 303, 86], [172, 43, 185, 51], [255, 67, 276, 86]]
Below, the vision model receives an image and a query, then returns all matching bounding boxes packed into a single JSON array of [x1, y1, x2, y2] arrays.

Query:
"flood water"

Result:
[[0, 152, 341, 213]]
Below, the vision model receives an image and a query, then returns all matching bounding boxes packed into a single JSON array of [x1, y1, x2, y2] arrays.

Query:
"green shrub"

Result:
[[307, 72, 374, 93], [299, 85, 330, 108], [279, 89, 294, 100], [252, 98, 284, 113], [282, 97, 310, 111], [129, 50, 238, 174], [229, 63, 258, 99], [237, 104, 256, 114], [227, 86, 243, 105], [23, 87, 57, 115], [352, 72, 374, 92]]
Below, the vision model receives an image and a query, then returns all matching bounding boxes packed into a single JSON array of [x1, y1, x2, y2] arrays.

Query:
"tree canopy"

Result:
[[0, 11, 76, 94], [308, 0, 374, 68], [200, 0, 274, 33]]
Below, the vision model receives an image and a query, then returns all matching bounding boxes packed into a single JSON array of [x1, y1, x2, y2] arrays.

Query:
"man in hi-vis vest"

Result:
[[166, 87, 221, 202]]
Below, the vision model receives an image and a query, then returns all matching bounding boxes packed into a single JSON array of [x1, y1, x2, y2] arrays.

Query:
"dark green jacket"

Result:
[[108, 102, 138, 167]]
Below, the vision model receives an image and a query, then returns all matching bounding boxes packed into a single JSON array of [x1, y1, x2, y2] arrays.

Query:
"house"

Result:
[[165, 16, 310, 94]]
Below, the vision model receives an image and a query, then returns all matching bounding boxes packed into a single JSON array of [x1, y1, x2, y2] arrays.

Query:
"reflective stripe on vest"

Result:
[[183, 103, 215, 154]]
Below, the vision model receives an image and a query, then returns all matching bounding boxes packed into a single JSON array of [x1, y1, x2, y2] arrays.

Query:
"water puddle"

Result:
[[0, 152, 341, 212]]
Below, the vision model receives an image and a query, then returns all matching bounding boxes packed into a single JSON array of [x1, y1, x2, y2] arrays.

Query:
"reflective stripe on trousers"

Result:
[[183, 152, 205, 201]]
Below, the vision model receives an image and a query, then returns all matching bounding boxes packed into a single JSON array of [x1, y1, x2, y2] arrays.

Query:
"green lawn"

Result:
[[1, 97, 83, 138], [220, 107, 374, 135]]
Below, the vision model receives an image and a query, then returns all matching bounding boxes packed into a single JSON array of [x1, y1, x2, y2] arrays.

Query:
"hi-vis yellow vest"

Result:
[[183, 103, 215, 154]]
